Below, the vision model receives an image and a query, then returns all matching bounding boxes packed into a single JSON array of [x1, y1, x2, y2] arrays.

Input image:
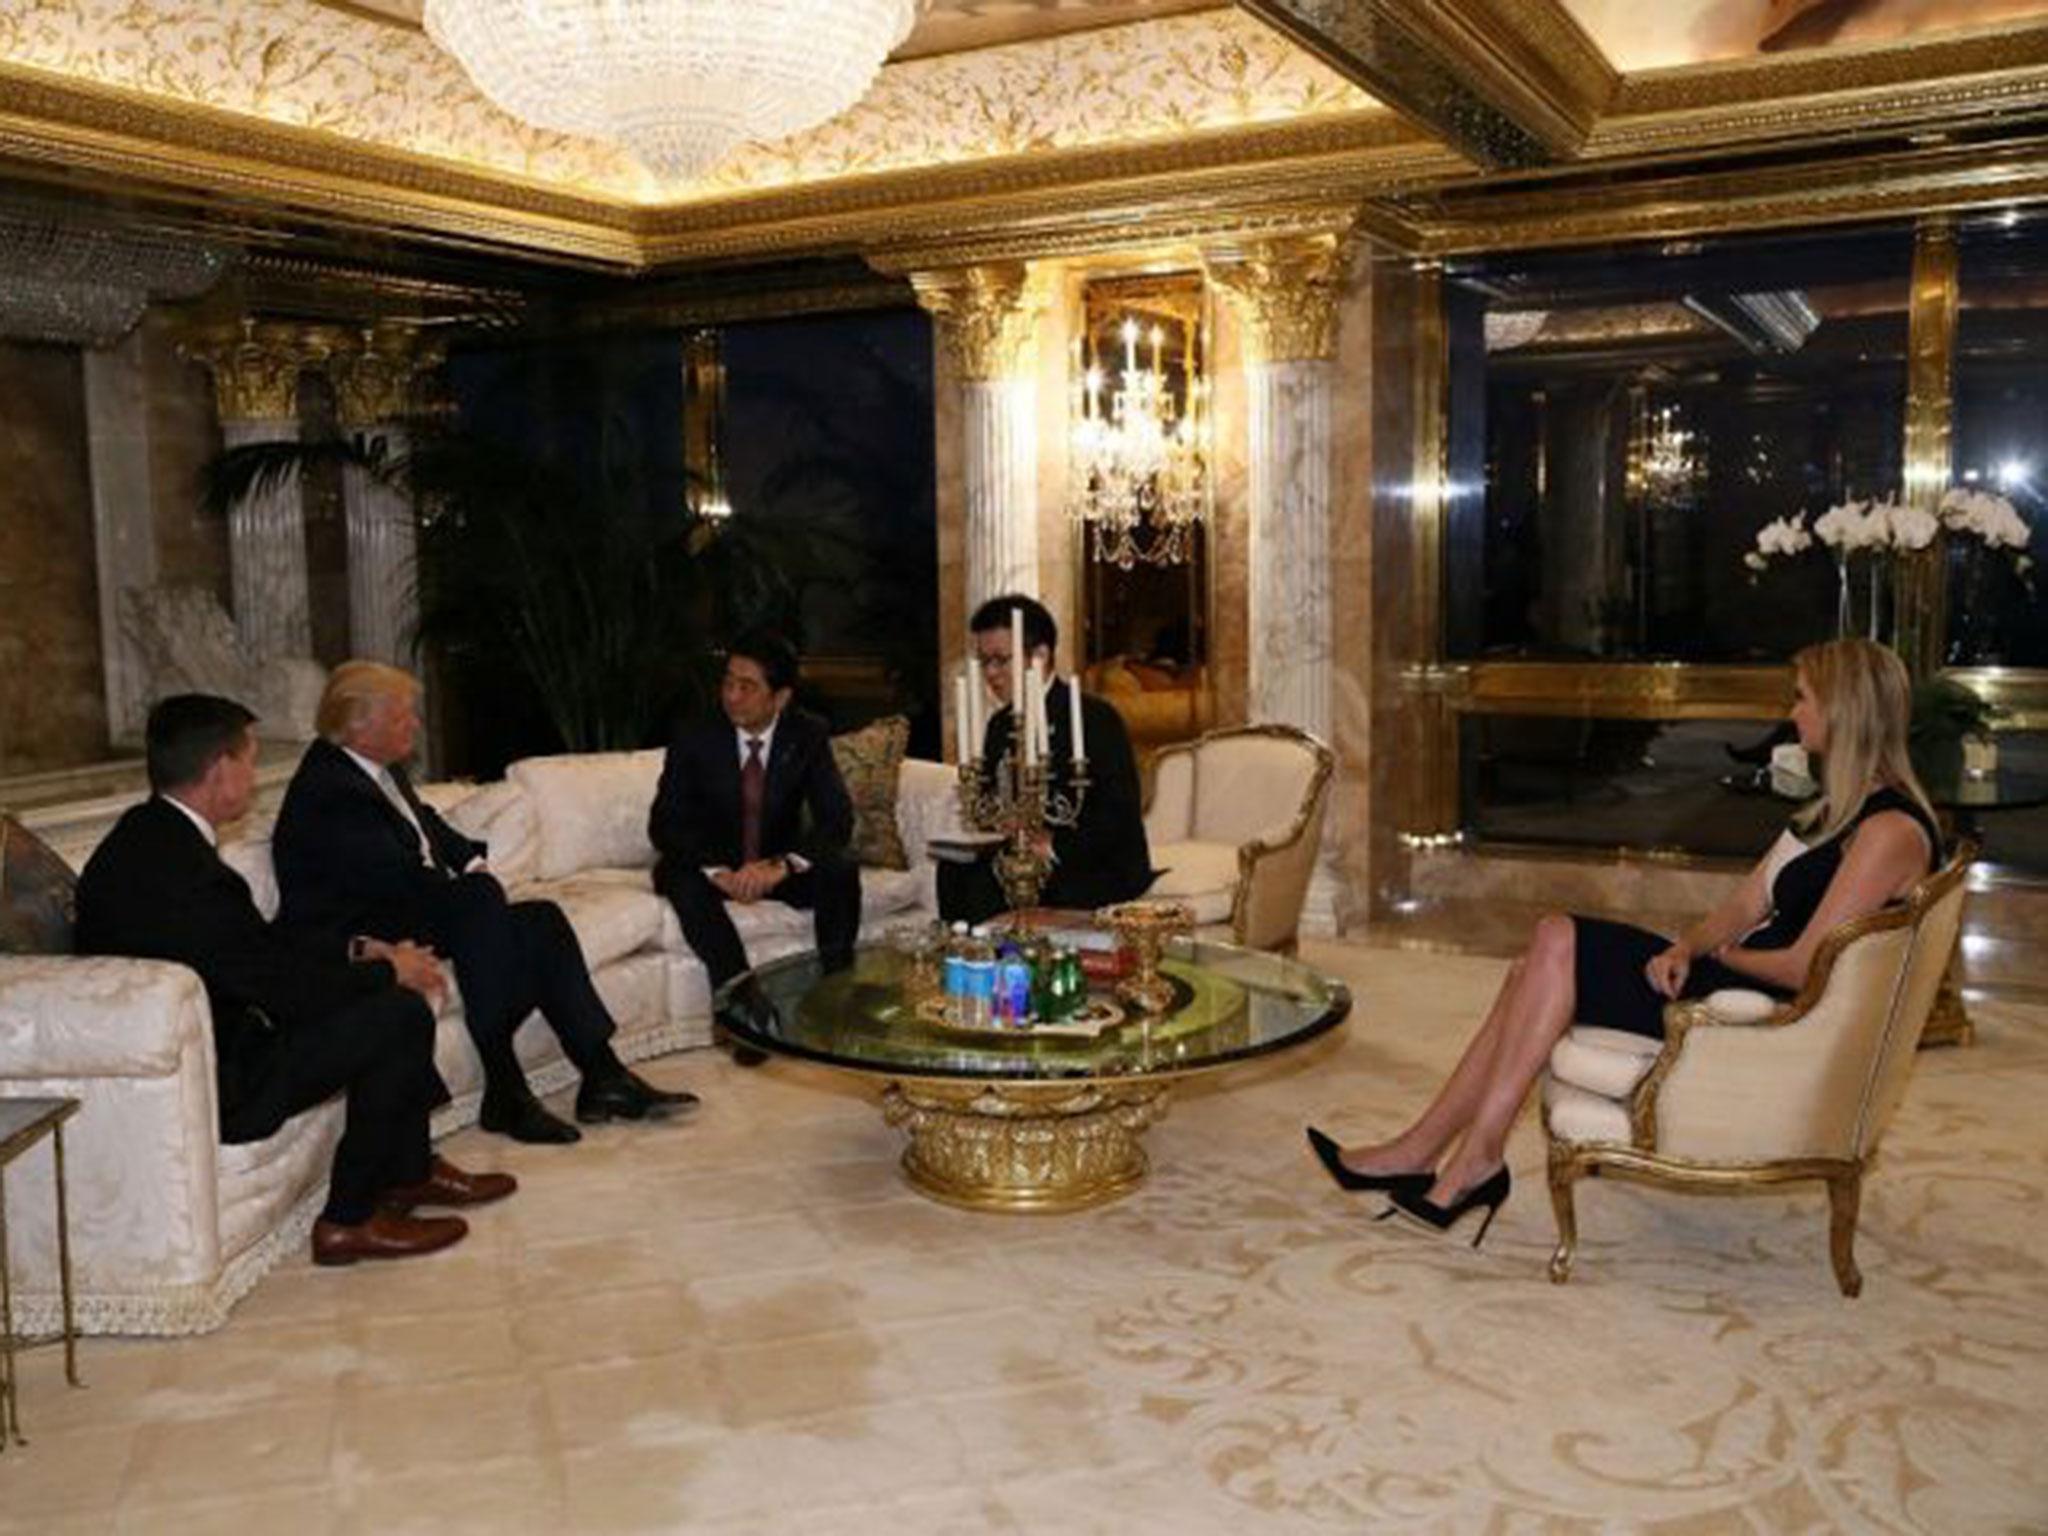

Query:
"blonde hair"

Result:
[[316, 661, 418, 745], [1791, 638, 1934, 844]]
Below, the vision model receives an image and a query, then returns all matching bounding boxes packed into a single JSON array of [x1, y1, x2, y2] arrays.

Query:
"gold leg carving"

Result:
[[880, 1080, 1172, 1212], [1826, 1168, 1864, 1299], [1547, 1144, 1580, 1285]]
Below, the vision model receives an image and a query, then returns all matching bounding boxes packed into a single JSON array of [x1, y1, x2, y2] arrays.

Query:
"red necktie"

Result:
[[740, 737, 765, 865]]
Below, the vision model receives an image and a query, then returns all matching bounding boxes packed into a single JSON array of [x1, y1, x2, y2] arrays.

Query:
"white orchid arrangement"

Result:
[[1938, 487, 2035, 569], [1746, 489, 2033, 577]]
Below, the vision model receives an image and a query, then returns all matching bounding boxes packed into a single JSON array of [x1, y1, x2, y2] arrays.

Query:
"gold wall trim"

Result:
[[1435, 661, 1794, 720], [1240, 0, 1612, 168]]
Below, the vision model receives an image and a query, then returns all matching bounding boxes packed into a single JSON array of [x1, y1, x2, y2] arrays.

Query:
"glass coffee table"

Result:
[[715, 939, 1349, 1212]]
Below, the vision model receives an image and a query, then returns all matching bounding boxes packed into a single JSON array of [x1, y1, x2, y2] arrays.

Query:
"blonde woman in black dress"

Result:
[[1309, 638, 1942, 1244]]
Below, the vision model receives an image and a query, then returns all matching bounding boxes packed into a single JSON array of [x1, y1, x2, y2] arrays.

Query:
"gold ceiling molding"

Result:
[[1383, 134, 2048, 255], [0, 3, 1370, 205], [1240, 0, 1615, 168], [1589, 23, 2048, 159], [714, 116, 1451, 272], [0, 56, 1436, 270], [0, 63, 643, 266]]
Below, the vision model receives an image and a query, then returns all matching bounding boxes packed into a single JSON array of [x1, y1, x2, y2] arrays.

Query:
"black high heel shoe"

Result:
[[1305, 1127, 1433, 1197], [1382, 1166, 1513, 1249]]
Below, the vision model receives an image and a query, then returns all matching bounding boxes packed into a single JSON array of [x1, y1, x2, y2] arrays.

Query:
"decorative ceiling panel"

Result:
[[1563, 0, 2048, 73], [0, 1, 1373, 205], [322, 0, 1234, 60]]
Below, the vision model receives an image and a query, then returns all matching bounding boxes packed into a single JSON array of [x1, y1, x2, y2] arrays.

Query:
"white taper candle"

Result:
[[1068, 673, 1085, 761]]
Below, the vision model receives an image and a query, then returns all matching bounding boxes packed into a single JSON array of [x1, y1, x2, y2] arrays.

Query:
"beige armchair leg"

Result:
[[1547, 1146, 1580, 1285], [1826, 1167, 1865, 1299]]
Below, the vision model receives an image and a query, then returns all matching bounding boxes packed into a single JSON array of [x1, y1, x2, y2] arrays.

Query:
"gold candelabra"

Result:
[[957, 725, 1090, 912]]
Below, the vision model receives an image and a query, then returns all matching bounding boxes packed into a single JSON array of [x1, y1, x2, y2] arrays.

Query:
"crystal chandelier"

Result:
[[1627, 395, 1702, 510], [1068, 317, 1209, 570], [423, 0, 919, 181]]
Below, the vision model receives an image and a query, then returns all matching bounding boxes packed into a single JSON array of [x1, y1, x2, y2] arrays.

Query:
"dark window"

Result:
[[1448, 225, 1913, 663]]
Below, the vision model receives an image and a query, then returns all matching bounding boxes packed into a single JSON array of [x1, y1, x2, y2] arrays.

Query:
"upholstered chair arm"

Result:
[[0, 955, 215, 1077], [0, 954, 228, 1323], [1231, 805, 1327, 951], [1630, 922, 1917, 1164]]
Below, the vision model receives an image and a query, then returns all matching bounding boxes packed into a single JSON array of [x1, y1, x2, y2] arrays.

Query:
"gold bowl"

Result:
[[1097, 899, 1194, 1016]]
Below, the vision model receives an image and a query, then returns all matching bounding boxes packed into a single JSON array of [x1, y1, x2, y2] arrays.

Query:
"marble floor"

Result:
[[4, 939, 2045, 1535]]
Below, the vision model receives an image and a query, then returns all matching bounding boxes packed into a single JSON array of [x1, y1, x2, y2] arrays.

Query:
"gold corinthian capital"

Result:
[[909, 264, 1050, 382], [181, 318, 340, 424], [333, 321, 446, 429], [1204, 233, 1353, 365]]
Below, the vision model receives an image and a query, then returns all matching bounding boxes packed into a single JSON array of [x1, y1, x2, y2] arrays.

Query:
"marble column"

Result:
[[83, 330, 159, 745], [334, 324, 437, 666], [912, 264, 1049, 608], [1208, 234, 1350, 931], [183, 320, 321, 660]]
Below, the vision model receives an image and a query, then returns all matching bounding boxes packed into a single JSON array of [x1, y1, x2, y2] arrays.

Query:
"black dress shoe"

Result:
[[1305, 1127, 1433, 1196], [1381, 1165, 1513, 1249], [731, 1044, 770, 1068], [479, 1089, 582, 1145], [575, 1070, 700, 1125]]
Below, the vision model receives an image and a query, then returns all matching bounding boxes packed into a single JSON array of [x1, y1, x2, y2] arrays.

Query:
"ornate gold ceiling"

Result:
[[1, 0, 2046, 275], [319, 0, 1235, 61]]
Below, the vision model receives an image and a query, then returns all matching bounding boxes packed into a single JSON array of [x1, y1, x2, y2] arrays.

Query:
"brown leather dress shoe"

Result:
[[311, 1211, 468, 1267], [380, 1156, 519, 1213]]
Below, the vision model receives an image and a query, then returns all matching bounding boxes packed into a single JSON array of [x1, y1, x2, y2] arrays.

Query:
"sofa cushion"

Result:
[[433, 780, 541, 891], [220, 830, 280, 922], [521, 873, 667, 971], [832, 715, 910, 871], [508, 750, 664, 880], [1144, 839, 1239, 925], [1, 815, 78, 955]]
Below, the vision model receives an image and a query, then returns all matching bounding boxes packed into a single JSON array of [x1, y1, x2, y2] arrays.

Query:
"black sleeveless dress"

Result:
[[1570, 787, 1942, 1039]]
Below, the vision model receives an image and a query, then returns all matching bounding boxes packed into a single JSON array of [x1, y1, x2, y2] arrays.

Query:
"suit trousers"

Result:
[[220, 988, 442, 1226], [658, 857, 861, 989], [414, 874, 621, 1093]]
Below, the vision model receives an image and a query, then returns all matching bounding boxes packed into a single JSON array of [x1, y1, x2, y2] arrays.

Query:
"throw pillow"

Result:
[[0, 815, 78, 955], [831, 715, 910, 871]]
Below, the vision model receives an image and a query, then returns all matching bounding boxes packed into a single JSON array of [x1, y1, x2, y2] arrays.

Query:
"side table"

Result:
[[0, 1096, 82, 1449]]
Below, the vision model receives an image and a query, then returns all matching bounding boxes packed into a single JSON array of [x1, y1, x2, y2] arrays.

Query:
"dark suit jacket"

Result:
[[272, 738, 485, 946], [648, 707, 854, 886], [74, 796, 400, 1126], [977, 680, 1154, 910]]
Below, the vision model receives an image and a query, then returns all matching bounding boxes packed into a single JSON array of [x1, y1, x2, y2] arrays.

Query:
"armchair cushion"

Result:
[[1542, 1076, 1632, 1146], [1547, 1025, 1663, 1101], [1144, 840, 1239, 925]]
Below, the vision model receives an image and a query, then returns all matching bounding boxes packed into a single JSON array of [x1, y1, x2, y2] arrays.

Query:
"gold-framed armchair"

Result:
[[1140, 724, 1334, 953], [1541, 841, 1975, 1297]]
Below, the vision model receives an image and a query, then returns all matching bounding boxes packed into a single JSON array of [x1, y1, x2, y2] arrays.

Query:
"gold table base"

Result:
[[880, 1079, 1172, 1213]]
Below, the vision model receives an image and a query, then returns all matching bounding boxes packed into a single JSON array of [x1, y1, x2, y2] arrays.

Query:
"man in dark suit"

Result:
[[939, 594, 1154, 923], [648, 632, 861, 1062], [75, 694, 514, 1267], [272, 662, 695, 1145]]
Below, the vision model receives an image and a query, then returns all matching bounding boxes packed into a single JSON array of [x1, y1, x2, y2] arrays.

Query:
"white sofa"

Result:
[[0, 751, 960, 1337]]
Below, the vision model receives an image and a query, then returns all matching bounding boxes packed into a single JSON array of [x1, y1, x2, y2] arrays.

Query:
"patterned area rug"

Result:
[[4, 943, 2044, 1534]]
